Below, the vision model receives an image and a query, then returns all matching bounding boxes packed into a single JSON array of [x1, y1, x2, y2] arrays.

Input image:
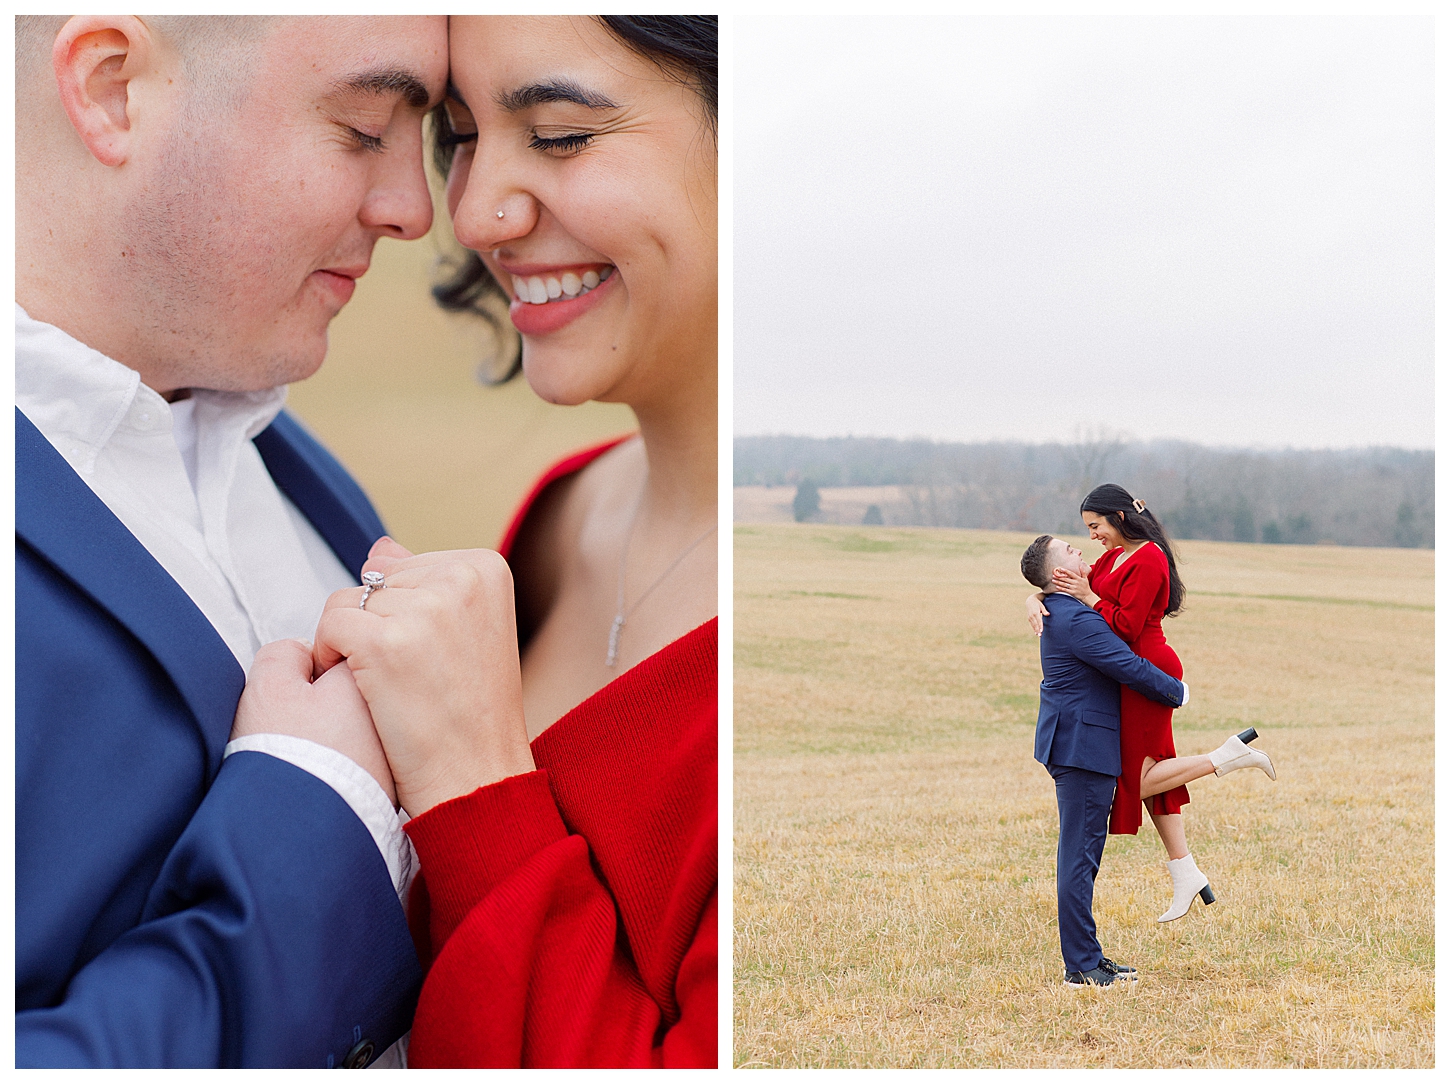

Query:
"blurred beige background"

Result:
[[286, 187, 636, 554]]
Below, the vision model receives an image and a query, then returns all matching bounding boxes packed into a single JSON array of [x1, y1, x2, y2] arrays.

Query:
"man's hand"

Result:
[[359, 535, 415, 571], [231, 639, 397, 806]]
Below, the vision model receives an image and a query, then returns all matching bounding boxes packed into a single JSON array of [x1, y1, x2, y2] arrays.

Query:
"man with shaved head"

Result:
[[16, 15, 446, 1066]]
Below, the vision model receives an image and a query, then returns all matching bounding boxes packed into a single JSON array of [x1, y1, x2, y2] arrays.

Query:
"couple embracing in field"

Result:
[[1021, 485, 1277, 987], [16, 15, 716, 1067]]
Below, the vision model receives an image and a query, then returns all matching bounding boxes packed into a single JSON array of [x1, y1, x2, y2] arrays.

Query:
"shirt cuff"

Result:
[[1180, 680, 1190, 706], [223, 733, 414, 903]]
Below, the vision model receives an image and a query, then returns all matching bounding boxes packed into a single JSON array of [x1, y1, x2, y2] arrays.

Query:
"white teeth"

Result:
[[513, 266, 615, 304]]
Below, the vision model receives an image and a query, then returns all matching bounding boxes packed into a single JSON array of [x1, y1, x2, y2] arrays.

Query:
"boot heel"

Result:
[[1199, 885, 1216, 905]]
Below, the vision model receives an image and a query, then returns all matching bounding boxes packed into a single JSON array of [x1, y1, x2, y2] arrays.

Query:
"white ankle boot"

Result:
[[1208, 734, 1275, 780], [1158, 853, 1215, 922]]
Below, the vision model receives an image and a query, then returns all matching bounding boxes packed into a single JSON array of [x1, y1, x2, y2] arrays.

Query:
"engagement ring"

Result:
[[359, 570, 386, 610]]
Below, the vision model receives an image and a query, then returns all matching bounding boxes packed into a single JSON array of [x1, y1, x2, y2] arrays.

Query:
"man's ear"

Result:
[[52, 16, 157, 168]]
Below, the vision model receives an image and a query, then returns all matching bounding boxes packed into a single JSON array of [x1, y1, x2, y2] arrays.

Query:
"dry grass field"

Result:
[[733, 523, 1433, 1068], [287, 191, 635, 553]]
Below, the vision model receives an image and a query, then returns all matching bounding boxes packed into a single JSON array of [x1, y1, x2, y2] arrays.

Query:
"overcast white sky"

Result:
[[733, 11, 1433, 450]]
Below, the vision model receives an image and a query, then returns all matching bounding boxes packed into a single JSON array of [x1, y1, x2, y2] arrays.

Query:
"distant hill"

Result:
[[734, 435, 1433, 548]]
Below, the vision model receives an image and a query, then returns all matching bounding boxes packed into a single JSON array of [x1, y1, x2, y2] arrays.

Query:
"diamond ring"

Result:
[[359, 570, 386, 610]]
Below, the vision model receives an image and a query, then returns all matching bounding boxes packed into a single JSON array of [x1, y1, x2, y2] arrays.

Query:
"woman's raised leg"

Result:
[[1140, 753, 1216, 798], [1139, 730, 1276, 799]]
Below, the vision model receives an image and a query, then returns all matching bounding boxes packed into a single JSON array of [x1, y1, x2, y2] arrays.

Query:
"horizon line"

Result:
[[733, 433, 1435, 455]]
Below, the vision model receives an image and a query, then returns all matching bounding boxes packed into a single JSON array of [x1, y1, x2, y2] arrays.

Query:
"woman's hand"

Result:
[[1025, 592, 1049, 637], [1050, 565, 1100, 607], [313, 539, 534, 817], [231, 639, 397, 807]]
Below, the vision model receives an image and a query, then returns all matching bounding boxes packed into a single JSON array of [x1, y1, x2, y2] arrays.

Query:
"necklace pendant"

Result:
[[606, 613, 625, 668]]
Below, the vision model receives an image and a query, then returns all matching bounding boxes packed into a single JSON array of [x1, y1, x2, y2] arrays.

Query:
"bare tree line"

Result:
[[735, 434, 1433, 548]]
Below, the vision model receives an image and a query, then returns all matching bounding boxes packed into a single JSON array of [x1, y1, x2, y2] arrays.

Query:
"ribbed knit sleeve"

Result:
[[403, 771, 568, 951], [398, 619, 718, 1069]]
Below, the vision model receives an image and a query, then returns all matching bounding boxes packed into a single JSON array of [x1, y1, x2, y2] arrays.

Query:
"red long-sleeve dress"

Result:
[[400, 439, 718, 1068], [1087, 542, 1187, 835]]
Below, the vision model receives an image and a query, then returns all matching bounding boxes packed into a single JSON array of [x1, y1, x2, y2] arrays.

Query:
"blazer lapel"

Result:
[[252, 411, 384, 579], [15, 409, 243, 772]]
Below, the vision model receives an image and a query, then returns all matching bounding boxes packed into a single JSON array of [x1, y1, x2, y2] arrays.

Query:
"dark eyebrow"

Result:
[[332, 68, 431, 109], [493, 78, 619, 112]]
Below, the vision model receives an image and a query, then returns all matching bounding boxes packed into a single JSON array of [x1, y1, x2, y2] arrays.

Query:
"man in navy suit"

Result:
[[16, 16, 447, 1066], [1020, 535, 1188, 988]]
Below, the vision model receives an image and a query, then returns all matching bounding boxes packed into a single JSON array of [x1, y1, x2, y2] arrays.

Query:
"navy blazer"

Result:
[[15, 407, 421, 1067], [1033, 591, 1185, 776]]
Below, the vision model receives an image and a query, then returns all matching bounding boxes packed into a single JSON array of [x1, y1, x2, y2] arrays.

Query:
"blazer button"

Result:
[[340, 1038, 375, 1068]]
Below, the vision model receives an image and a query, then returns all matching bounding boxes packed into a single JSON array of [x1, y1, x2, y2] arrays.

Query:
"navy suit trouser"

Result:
[[1047, 763, 1118, 974]]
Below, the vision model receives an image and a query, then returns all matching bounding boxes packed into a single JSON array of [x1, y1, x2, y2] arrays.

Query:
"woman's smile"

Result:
[[1082, 511, 1124, 550], [506, 263, 614, 306], [505, 264, 619, 335]]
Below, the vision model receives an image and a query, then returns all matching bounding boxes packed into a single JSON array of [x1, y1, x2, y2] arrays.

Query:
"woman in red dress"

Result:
[[305, 16, 718, 1066], [1029, 484, 1275, 922]]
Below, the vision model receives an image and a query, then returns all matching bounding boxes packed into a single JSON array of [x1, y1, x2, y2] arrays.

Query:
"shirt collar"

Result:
[[15, 303, 288, 472]]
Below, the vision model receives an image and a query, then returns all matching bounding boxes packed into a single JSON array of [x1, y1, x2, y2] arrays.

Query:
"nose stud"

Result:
[[496, 210, 505, 219]]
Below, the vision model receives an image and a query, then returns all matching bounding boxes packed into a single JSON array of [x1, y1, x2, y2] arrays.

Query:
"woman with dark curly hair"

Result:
[[298, 15, 716, 1067], [1028, 484, 1275, 923]]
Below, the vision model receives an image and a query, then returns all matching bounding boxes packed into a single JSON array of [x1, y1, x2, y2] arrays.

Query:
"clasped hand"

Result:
[[231, 538, 534, 818]]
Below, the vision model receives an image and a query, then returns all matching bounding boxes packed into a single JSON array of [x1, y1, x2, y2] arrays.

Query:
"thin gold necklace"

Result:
[[606, 489, 716, 668]]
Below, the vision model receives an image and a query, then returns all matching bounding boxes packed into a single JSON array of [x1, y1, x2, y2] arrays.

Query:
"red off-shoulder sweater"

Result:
[[400, 439, 718, 1068]]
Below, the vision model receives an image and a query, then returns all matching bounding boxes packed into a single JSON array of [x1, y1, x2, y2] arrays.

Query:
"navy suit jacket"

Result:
[[1033, 591, 1185, 776], [15, 407, 421, 1067]]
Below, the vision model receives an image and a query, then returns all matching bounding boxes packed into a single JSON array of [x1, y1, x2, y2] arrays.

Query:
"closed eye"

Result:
[[348, 127, 386, 153], [529, 132, 593, 155]]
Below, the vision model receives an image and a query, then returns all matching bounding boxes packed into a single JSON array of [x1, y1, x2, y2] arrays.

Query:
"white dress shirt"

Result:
[[15, 304, 412, 900]]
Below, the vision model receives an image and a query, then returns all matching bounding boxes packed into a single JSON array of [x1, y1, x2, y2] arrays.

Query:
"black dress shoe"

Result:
[[1063, 965, 1128, 988], [1098, 957, 1138, 980]]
